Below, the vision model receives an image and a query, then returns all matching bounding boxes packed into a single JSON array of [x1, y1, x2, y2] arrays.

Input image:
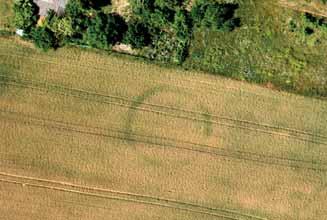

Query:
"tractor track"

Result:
[[0, 172, 267, 220], [0, 50, 325, 105], [0, 74, 326, 146], [0, 109, 326, 172]]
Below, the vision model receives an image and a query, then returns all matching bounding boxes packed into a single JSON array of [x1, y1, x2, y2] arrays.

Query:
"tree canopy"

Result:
[[31, 27, 57, 51], [124, 19, 153, 49], [12, 0, 241, 65], [13, 0, 39, 33], [191, 0, 240, 31], [83, 12, 126, 49]]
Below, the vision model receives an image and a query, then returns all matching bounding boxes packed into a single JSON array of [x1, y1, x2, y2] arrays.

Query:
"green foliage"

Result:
[[31, 26, 57, 51], [52, 18, 74, 38], [13, 0, 38, 33], [303, 13, 327, 31], [44, 10, 73, 45], [171, 9, 192, 63], [288, 13, 327, 46], [154, 0, 184, 9], [80, 0, 111, 9], [191, 0, 240, 31], [147, 9, 191, 64], [83, 12, 127, 49], [124, 19, 153, 49], [65, 0, 89, 39], [130, 0, 187, 29], [129, 0, 191, 63]]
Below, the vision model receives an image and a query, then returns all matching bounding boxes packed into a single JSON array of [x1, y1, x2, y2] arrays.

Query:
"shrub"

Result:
[[83, 12, 127, 49], [171, 9, 192, 63], [65, 0, 89, 39], [44, 10, 73, 45], [191, 0, 240, 31], [124, 19, 153, 49], [13, 0, 39, 33], [80, 0, 111, 9], [149, 9, 191, 64], [31, 27, 57, 51], [154, 0, 184, 9], [130, 0, 187, 28]]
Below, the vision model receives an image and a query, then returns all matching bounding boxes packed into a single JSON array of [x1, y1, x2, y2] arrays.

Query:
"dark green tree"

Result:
[[83, 12, 127, 49], [65, 0, 89, 40], [13, 0, 39, 33], [124, 19, 153, 48], [191, 0, 240, 31], [171, 9, 192, 63], [154, 0, 184, 10], [44, 10, 73, 46], [80, 0, 111, 9], [31, 27, 57, 51]]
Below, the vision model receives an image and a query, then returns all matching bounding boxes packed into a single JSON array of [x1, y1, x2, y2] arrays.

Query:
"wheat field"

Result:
[[0, 37, 327, 220]]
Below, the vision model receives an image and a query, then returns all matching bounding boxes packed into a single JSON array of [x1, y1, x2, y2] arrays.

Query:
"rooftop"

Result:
[[33, 0, 68, 16]]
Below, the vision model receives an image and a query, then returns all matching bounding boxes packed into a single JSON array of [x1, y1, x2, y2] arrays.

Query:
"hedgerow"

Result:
[[13, 0, 241, 62]]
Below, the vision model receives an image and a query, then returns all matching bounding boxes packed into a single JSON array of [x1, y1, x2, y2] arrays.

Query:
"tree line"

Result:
[[13, 0, 241, 64]]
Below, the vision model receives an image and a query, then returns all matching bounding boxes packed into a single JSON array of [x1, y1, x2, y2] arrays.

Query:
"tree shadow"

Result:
[[81, 0, 112, 9]]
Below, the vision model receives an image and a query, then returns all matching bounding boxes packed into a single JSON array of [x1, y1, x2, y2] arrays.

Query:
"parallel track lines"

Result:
[[0, 172, 267, 220], [0, 50, 325, 105], [0, 75, 326, 146], [0, 109, 326, 171], [1, 73, 324, 139], [0, 179, 241, 220]]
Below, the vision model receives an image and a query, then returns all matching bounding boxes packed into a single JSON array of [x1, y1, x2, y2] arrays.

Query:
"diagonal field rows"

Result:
[[0, 109, 326, 171], [0, 74, 326, 146], [0, 171, 267, 220], [0, 50, 325, 105]]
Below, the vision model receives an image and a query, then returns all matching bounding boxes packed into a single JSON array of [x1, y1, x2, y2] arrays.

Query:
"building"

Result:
[[33, 0, 69, 16]]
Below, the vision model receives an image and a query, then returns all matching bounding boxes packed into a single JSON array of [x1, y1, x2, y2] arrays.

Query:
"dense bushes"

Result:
[[83, 12, 127, 49], [80, 0, 111, 9], [13, 0, 241, 63], [31, 26, 57, 51], [124, 19, 153, 49], [64, 0, 88, 37], [13, 0, 38, 34], [304, 13, 327, 31], [128, 0, 240, 63], [289, 12, 327, 47], [128, 0, 192, 63], [191, 0, 240, 31]]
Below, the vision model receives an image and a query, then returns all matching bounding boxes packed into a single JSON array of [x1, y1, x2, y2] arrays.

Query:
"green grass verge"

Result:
[[184, 0, 327, 97]]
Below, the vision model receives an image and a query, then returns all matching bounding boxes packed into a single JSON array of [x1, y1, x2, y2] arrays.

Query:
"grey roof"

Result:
[[33, 0, 68, 16]]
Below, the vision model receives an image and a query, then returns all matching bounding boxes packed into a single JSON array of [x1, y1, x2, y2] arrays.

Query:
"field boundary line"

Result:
[[1, 109, 326, 172], [0, 172, 268, 220], [0, 76, 326, 146]]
